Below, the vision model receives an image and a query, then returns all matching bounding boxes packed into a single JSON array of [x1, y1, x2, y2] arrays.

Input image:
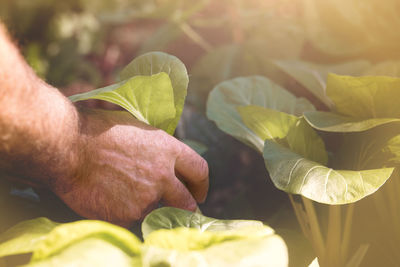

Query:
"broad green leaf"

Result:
[[237, 105, 327, 164], [304, 74, 400, 132], [0, 218, 142, 266], [263, 140, 394, 204], [327, 74, 400, 119], [142, 207, 268, 239], [142, 231, 287, 267], [237, 106, 298, 142], [304, 111, 400, 133], [273, 60, 371, 108], [0, 218, 59, 258], [141, 208, 288, 267], [119, 51, 189, 134], [285, 119, 328, 165], [206, 76, 315, 153], [145, 227, 274, 251], [25, 238, 139, 267], [69, 72, 176, 130], [30, 220, 141, 262]]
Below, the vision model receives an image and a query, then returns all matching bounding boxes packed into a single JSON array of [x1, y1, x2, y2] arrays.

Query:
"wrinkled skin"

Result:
[[54, 108, 209, 227]]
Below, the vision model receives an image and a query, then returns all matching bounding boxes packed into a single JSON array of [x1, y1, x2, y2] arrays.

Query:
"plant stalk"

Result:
[[325, 205, 342, 266], [302, 196, 325, 263], [341, 204, 354, 263], [289, 194, 310, 240]]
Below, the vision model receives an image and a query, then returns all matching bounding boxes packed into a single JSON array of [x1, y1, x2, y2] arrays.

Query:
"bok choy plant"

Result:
[[0, 208, 287, 266], [207, 73, 400, 266], [0, 51, 288, 266]]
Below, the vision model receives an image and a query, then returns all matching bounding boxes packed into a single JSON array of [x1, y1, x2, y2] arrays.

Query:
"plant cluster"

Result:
[[207, 72, 400, 266], [0, 51, 287, 266], [0, 207, 287, 266], [2, 0, 400, 266]]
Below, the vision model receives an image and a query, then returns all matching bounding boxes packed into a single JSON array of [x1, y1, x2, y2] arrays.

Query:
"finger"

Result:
[[162, 176, 197, 211], [175, 143, 209, 203]]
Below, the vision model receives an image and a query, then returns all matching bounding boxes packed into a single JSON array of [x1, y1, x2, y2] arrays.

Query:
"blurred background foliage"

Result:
[[1, 0, 400, 265]]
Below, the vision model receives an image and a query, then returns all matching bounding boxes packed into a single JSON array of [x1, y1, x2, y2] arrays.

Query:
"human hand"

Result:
[[0, 23, 208, 227], [52, 108, 209, 227]]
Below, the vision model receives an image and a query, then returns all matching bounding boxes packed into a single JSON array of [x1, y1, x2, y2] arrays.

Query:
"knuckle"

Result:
[[174, 140, 185, 157], [197, 158, 209, 180]]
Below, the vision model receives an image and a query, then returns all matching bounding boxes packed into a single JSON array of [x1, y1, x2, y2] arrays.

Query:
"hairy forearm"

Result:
[[0, 24, 80, 190]]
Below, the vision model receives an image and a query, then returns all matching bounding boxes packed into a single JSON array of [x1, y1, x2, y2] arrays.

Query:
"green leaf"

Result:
[[206, 76, 315, 153], [30, 220, 141, 262], [25, 238, 139, 267], [142, 231, 287, 267], [263, 140, 394, 204], [142, 207, 268, 239], [0, 218, 59, 258], [0, 218, 142, 266], [145, 227, 272, 251], [327, 74, 400, 119], [237, 105, 298, 142], [304, 111, 400, 133], [237, 105, 327, 164], [119, 51, 189, 134], [285, 119, 328, 165], [69, 72, 176, 130], [304, 74, 400, 132], [273, 60, 371, 108], [141, 207, 288, 267]]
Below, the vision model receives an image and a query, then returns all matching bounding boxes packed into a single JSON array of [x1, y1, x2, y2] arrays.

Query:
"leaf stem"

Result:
[[344, 244, 369, 267], [341, 204, 354, 263], [289, 194, 310, 240], [371, 187, 399, 261], [302, 196, 325, 263], [325, 205, 342, 266]]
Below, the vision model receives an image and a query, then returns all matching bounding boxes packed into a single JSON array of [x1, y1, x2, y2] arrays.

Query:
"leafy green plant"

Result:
[[0, 208, 287, 266], [0, 218, 142, 267], [69, 51, 188, 134], [207, 73, 400, 266], [0, 51, 289, 266], [140, 207, 288, 267], [4, 1, 400, 266]]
